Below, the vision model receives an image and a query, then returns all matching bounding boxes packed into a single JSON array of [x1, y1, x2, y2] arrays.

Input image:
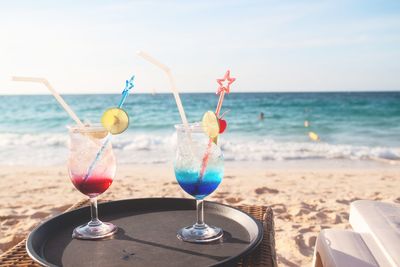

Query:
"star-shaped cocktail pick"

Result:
[[199, 70, 235, 180], [118, 75, 135, 108], [216, 70, 236, 94]]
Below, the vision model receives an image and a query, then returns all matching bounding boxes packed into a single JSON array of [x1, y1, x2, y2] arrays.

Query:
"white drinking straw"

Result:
[[12, 76, 84, 126], [137, 51, 190, 131]]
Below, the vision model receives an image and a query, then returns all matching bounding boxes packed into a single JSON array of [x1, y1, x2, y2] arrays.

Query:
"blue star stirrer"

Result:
[[83, 75, 134, 182]]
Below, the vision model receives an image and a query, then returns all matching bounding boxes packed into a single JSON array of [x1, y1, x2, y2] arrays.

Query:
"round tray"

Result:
[[26, 198, 263, 267]]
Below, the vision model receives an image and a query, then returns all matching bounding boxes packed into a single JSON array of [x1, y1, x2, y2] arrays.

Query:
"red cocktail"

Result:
[[70, 174, 113, 197], [67, 124, 117, 240]]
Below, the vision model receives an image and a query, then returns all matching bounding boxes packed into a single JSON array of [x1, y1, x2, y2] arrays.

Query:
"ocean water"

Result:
[[0, 92, 399, 165]]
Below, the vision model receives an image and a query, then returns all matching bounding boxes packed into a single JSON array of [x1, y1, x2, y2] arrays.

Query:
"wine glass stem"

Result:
[[196, 199, 205, 227], [89, 197, 101, 226]]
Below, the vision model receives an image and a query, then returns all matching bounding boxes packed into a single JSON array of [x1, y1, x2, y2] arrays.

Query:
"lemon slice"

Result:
[[202, 111, 220, 139], [101, 108, 129, 134]]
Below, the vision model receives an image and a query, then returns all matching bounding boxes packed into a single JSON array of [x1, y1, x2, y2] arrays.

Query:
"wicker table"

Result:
[[0, 200, 276, 267]]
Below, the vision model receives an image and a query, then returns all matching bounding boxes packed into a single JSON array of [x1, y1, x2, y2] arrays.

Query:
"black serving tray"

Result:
[[26, 198, 263, 267]]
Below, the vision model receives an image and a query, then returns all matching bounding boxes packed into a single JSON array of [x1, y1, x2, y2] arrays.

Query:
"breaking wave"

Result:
[[0, 132, 398, 166]]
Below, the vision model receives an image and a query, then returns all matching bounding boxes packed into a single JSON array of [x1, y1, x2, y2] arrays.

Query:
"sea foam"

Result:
[[0, 132, 398, 166]]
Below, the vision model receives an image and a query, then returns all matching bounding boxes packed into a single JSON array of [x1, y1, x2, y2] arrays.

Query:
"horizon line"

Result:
[[1, 90, 400, 96]]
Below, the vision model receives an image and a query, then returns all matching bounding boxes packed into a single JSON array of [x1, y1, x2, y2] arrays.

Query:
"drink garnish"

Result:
[[202, 111, 220, 139], [218, 119, 227, 134], [218, 109, 230, 134], [101, 108, 129, 134], [85, 129, 109, 139], [199, 70, 235, 180], [83, 75, 134, 183]]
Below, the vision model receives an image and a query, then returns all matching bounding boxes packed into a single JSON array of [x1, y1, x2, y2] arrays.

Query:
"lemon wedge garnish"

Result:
[[202, 111, 220, 139], [101, 108, 129, 134], [86, 129, 108, 139]]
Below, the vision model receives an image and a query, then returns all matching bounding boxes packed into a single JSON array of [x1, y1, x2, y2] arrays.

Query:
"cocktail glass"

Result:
[[67, 124, 117, 239], [174, 123, 224, 243]]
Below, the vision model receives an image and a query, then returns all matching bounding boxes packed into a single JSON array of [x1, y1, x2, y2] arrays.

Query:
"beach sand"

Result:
[[0, 161, 399, 266]]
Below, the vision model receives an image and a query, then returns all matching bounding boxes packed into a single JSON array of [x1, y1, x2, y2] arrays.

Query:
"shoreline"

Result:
[[1, 161, 399, 266], [1, 157, 399, 170]]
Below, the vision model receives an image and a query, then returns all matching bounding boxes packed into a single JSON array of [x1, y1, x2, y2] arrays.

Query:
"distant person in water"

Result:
[[259, 112, 264, 120]]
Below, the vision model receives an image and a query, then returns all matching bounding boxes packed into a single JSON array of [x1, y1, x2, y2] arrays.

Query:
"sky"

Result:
[[0, 0, 400, 94]]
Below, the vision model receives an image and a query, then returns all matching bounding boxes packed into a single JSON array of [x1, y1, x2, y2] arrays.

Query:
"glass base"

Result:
[[177, 223, 223, 243], [72, 220, 117, 240]]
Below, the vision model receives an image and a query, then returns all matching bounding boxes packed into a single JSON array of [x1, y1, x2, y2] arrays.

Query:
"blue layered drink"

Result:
[[173, 122, 224, 243], [175, 169, 223, 199]]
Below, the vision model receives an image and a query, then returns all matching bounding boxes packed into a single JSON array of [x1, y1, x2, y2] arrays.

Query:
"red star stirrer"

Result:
[[215, 70, 235, 116], [199, 70, 235, 181]]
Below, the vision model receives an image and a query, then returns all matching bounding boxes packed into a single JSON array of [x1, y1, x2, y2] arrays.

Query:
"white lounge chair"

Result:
[[350, 200, 400, 267], [313, 229, 378, 267], [312, 200, 400, 267]]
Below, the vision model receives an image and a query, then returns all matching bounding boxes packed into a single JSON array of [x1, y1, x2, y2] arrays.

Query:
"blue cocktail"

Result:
[[175, 169, 223, 199], [174, 122, 224, 243]]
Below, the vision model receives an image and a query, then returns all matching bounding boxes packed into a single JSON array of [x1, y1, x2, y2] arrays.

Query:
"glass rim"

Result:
[[67, 123, 107, 133], [174, 122, 203, 132]]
